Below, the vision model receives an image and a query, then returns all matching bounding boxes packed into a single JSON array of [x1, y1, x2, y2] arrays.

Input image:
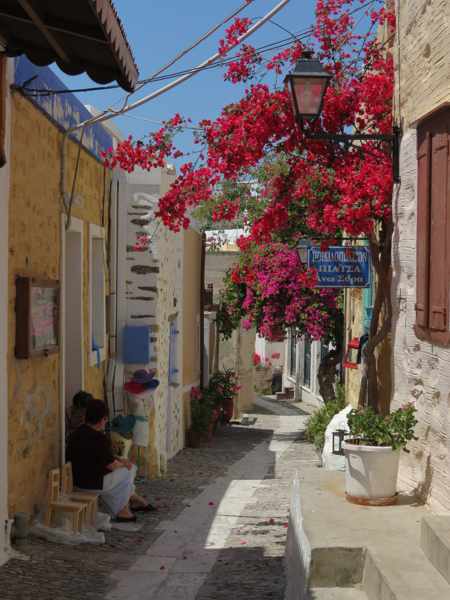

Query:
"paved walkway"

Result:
[[0, 398, 316, 600]]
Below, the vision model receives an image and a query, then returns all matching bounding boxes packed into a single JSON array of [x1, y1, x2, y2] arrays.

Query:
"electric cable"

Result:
[[22, 0, 377, 98]]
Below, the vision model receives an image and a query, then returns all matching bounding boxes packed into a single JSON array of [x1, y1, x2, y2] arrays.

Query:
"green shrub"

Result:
[[347, 403, 417, 450], [305, 386, 346, 450]]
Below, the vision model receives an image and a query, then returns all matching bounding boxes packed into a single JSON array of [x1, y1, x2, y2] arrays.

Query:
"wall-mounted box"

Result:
[[15, 276, 59, 359]]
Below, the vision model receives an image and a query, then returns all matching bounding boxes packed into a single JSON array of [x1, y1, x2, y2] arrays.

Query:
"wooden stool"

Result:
[[61, 463, 99, 527], [44, 469, 87, 533]]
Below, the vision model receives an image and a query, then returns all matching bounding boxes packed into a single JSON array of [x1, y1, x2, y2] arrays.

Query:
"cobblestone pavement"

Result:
[[0, 398, 316, 600]]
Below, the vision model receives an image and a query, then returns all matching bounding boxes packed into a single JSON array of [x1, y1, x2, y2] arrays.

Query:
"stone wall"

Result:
[[395, 0, 450, 129], [8, 92, 109, 515], [391, 0, 450, 510], [391, 129, 450, 510]]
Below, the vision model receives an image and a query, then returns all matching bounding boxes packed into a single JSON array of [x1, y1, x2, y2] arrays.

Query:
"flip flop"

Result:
[[114, 514, 137, 523], [131, 503, 157, 513]]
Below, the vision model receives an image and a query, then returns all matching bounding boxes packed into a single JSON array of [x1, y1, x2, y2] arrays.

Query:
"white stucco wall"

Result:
[[391, 129, 450, 511], [113, 166, 184, 477]]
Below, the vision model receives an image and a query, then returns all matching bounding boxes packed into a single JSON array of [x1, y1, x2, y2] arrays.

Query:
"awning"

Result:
[[0, 0, 139, 91]]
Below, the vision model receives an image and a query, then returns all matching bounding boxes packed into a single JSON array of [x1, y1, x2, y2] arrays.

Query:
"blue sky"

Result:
[[53, 0, 317, 154]]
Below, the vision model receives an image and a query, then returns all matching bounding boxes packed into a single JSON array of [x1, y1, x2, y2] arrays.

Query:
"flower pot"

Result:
[[342, 441, 400, 506], [222, 398, 234, 423], [187, 429, 203, 448]]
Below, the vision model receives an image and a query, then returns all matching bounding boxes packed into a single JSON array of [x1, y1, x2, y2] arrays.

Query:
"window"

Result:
[[415, 109, 450, 345], [303, 338, 312, 389], [289, 330, 297, 377], [89, 225, 106, 365], [168, 317, 179, 385], [0, 56, 6, 167]]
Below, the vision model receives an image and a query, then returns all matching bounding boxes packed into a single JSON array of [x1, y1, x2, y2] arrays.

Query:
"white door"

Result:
[[61, 217, 84, 460]]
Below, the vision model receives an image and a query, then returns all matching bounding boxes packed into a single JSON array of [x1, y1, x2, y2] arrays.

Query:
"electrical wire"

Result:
[[24, 29, 311, 97], [22, 0, 378, 99], [69, 0, 292, 132]]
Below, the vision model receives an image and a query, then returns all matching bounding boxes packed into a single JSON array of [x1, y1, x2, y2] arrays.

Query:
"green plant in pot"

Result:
[[188, 387, 213, 447], [343, 403, 417, 505], [206, 369, 239, 424]]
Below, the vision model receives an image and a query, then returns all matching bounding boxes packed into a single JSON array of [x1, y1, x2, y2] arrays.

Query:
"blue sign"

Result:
[[15, 57, 113, 158], [307, 246, 371, 288]]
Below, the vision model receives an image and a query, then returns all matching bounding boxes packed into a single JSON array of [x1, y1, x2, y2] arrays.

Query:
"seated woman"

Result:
[[67, 399, 155, 522]]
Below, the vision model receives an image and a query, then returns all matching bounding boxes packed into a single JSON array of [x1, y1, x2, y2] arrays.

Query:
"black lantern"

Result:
[[297, 239, 309, 264], [285, 52, 401, 183], [332, 429, 349, 455], [284, 51, 331, 123]]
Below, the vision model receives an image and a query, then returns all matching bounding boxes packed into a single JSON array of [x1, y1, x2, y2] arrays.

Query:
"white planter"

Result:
[[342, 441, 400, 505]]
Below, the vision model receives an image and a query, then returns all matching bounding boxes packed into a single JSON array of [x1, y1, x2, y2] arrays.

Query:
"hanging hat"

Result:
[[143, 378, 159, 390], [124, 381, 147, 395], [132, 369, 157, 384]]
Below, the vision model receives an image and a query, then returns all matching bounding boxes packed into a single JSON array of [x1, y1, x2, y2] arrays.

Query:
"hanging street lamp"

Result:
[[285, 51, 400, 183], [284, 50, 332, 123]]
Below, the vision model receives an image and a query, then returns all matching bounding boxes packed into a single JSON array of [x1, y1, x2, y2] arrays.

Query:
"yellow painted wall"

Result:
[[344, 288, 364, 408], [344, 287, 391, 412], [8, 92, 109, 515], [182, 229, 202, 430]]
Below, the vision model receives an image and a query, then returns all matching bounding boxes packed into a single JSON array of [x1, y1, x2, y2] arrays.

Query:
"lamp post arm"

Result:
[[304, 125, 401, 183]]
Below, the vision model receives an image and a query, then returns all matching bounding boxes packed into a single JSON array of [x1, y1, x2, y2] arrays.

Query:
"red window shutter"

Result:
[[428, 129, 448, 331], [0, 55, 5, 168], [415, 130, 431, 328]]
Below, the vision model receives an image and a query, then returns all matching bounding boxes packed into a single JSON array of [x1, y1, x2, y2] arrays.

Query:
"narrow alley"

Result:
[[0, 399, 316, 600]]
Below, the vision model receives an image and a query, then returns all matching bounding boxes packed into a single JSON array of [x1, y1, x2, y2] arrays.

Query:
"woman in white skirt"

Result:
[[67, 399, 155, 522]]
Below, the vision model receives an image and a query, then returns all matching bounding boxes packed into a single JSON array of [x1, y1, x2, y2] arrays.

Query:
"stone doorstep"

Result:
[[309, 589, 368, 600], [421, 515, 450, 585], [285, 467, 450, 600]]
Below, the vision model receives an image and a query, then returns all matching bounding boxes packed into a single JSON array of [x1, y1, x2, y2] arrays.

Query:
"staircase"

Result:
[[285, 468, 450, 600]]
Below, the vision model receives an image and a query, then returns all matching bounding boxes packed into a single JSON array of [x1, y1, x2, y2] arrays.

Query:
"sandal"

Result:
[[131, 503, 157, 513], [114, 514, 137, 523]]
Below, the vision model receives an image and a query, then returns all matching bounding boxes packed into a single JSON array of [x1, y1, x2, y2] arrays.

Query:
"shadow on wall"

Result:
[[412, 453, 433, 505]]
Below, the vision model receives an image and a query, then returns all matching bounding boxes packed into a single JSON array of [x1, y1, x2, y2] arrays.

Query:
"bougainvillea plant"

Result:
[[103, 0, 395, 411]]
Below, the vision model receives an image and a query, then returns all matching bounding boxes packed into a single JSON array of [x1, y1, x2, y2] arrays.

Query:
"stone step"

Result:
[[421, 515, 450, 585], [309, 588, 368, 600], [362, 543, 450, 600], [285, 469, 450, 600]]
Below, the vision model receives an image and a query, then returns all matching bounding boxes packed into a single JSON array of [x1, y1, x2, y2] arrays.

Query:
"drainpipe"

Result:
[[199, 232, 206, 390]]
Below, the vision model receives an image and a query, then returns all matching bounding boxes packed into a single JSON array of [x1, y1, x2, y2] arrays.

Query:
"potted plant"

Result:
[[342, 403, 417, 505], [207, 369, 239, 424], [188, 387, 213, 447]]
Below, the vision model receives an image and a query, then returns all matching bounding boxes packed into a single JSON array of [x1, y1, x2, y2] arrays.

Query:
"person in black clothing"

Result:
[[67, 399, 154, 522]]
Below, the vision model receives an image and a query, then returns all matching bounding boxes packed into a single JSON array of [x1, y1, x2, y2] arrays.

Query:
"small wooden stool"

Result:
[[61, 463, 99, 527], [44, 469, 87, 533]]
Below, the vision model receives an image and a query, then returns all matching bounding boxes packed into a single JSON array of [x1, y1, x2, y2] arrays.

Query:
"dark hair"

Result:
[[85, 399, 108, 425], [73, 391, 94, 410]]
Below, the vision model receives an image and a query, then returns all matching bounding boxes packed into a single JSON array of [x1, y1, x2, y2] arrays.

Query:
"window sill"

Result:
[[89, 347, 106, 367], [414, 325, 450, 347]]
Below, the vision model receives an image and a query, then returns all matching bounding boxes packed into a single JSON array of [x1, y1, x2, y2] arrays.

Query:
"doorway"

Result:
[[61, 217, 84, 456]]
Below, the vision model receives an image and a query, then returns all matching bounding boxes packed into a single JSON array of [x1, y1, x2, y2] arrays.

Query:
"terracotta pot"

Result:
[[187, 429, 203, 448], [222, 398, 234, 423]]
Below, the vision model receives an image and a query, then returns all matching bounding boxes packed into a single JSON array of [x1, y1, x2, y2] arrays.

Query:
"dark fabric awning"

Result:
[[0, 0, 138, 91]]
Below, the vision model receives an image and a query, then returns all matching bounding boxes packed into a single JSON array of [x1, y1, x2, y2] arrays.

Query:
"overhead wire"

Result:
[[60, 0, 379, 226], [23, 0, 377, 99], [61, 0, 291, 227]]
